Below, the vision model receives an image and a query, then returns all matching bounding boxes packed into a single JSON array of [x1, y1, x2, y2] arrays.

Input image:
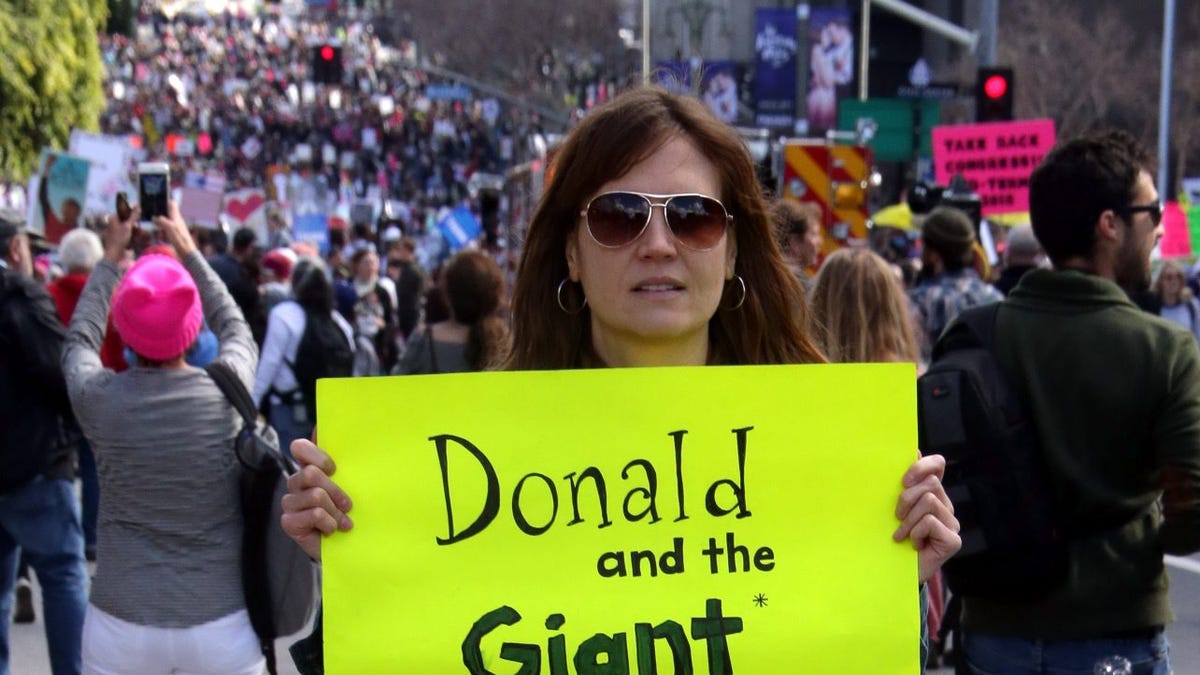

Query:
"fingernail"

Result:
[[339, 516, 353, 530]]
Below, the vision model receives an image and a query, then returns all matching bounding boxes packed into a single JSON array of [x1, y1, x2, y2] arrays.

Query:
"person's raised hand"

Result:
[[103, 205, 140, 264], [894, 453, 961, 584], [153, 200, 197, 259], [280, 439, 354, 561]]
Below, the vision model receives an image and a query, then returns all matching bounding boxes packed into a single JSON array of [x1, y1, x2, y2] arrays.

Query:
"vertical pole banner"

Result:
[[754, 8, 799, 129], [806, 8, 855, 135], [319, 365, 920, 672], [700, 62, 740, 124]]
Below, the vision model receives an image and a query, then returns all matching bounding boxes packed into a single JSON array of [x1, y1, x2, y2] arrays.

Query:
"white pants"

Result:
[[82, 604, 265, 675]]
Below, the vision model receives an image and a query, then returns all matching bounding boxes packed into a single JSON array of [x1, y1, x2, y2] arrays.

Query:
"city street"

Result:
[[7, 563, 307, 675], [10, 554, 1200, 673]]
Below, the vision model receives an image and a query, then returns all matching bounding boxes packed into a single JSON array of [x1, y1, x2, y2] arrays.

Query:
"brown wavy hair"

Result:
[[442, 250, 510, 370], [809, 248, 918, 363], [506, 86, 825, 369]]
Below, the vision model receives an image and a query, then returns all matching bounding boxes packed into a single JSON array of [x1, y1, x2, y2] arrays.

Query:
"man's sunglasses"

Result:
[[1117, 201, 1163, 227], [580, 191, 732, 251]]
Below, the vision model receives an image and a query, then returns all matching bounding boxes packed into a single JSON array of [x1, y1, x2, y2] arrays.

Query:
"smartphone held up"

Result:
[[137, 162, 170, 223]]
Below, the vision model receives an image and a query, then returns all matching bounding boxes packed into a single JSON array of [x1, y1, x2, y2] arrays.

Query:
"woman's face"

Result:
[[356, 250, 379, 281], [565, 135, 736, 367], [1160, 266, 1185, 300]]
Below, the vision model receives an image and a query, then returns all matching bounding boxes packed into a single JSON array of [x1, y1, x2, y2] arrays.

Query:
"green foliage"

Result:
[[0, 0, 109, 179]]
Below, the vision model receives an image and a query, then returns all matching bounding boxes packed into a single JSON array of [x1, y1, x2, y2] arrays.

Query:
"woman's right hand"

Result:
[[281, 439, 354, 561]]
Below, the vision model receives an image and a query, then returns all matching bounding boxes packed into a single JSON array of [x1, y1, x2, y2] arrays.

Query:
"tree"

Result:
[[987, 0, 1200, 189], [1166, 2, 1200, 190], [998, 0, 1157, 142], [0, 0, 108, 179]]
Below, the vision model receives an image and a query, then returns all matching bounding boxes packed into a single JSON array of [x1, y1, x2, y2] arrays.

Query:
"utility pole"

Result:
[[1158, 0, 1176, 200], [642, 0, 651, 83], [978, 0, 998, 67]]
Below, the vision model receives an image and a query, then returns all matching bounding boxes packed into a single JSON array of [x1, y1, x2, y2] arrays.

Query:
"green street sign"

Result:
[[838, 98, 941, 162]]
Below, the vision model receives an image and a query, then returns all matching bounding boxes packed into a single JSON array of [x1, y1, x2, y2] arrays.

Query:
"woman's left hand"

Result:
[[894, 454, 961, 584]]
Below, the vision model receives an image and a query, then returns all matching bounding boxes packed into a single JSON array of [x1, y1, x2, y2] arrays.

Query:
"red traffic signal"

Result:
[[975, 67, 1014, 122], [983, 74, 1008, 100], [310, 44, 343, 85]]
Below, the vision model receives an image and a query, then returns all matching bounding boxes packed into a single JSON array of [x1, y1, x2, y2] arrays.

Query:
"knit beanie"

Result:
[[920, 206, 976, 261], [262, 248, 296, 280], [112, 254, 203, 361]]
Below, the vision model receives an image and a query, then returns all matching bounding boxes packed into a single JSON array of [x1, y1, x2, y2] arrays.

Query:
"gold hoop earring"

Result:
[[721, 275, 747, 311], [556, 278, 588, 315]]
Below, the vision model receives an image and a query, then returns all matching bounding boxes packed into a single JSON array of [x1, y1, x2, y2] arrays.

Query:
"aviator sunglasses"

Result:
[[580, 191, 732, 251]]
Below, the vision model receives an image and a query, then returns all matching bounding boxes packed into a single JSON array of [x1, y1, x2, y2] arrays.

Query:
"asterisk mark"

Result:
[[752, 593, 768, 608]]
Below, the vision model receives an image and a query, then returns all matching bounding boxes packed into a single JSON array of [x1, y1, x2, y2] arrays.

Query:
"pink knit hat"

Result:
[[112, 254, 203, 361]]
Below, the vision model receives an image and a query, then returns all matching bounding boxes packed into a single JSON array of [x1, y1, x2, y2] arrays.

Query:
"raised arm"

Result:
[[63, 209, 135, 419], [155, 201, 258, 389]]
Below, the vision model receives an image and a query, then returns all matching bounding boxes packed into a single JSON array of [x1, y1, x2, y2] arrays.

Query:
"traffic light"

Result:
[[975, 67, 1014, 122], [311, 44, 343, 85]]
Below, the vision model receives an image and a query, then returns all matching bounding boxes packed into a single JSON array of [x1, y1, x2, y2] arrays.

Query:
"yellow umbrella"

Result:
[[870, 202, 914, 230], [987, 211, 1031, 227]]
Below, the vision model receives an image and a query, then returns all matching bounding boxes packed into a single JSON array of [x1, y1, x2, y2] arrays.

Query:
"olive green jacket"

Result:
[[962, 269, 1200, 638]]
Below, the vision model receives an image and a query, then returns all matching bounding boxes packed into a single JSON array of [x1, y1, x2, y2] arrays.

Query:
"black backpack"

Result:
[[287, 305, 354, 422], [206, 361, 319, 675], [917, 303, 1067, 599]]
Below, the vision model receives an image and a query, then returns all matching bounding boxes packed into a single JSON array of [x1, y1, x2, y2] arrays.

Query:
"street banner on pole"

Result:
[[806, 7, 855, 135], [754, 7, 799, 129], [318, 365, 920, 672], [931, 119, 1056, 217]]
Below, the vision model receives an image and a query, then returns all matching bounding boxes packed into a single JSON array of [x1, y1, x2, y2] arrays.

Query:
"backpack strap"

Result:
[[931, 302, 1002, 359], [206, 361, 258, 429], [204, 360, 286, 674], [206, 361, 298, 476]]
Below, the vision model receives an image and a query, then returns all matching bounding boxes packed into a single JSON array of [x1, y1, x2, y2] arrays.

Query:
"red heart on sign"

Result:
[[225, 192, 265, 223]]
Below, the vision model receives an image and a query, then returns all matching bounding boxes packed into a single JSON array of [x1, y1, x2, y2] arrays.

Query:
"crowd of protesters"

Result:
[[5, 3, 1200, 674], [96, 3, 546, 207]]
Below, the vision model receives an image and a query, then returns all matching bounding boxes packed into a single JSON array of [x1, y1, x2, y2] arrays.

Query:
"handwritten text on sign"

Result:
[[932, 118, 1057, 216], [318, 365, 919, 673]]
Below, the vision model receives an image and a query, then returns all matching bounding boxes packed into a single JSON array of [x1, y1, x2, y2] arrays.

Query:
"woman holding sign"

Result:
[[281, 85, 960, 646]]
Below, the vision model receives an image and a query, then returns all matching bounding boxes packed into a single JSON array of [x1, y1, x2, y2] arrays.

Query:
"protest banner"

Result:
[[437, 206, 483, 251], [69, 130, 136, 217], [319, 364, 919, 673], [27, 151, 90, 244], [1160, 201, 1191, 259], [293, 213, 330, 254], [179, 187, 224, 228], [931, 119, 1056, 217], [223, 188, 268, 240]]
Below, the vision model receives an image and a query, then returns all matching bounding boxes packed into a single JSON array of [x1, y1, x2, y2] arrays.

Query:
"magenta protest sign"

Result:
[[932, 119, 1056, 216]]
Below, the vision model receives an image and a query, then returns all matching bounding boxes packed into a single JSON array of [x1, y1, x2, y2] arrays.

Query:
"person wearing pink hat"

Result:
[[62, 202, 265, 673]]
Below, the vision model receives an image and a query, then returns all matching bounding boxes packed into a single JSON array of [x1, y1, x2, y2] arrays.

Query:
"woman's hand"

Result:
[[281, 439, 354, 561], [894, 454, 961, 583], [153, 200, 197, 259]]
